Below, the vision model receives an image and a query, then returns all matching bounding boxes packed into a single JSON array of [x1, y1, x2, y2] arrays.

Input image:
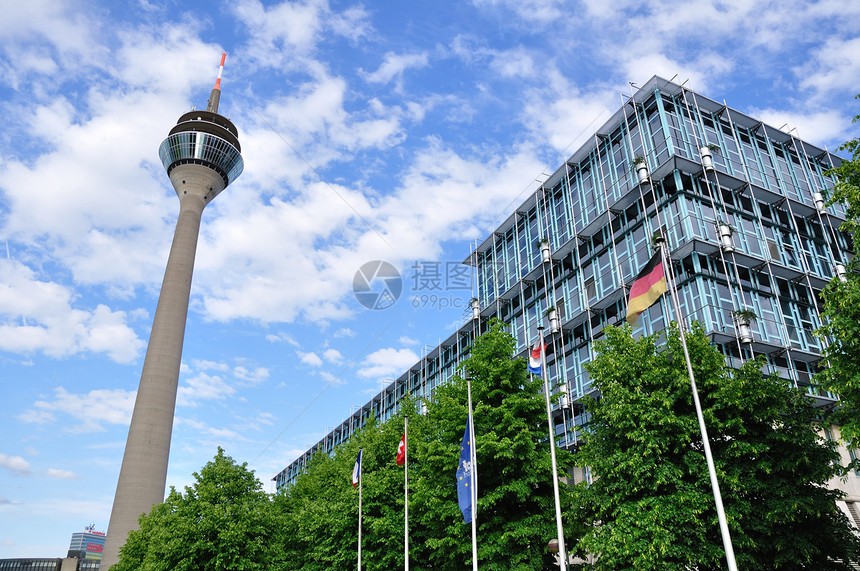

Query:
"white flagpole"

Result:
[[466, 377, 478, 571], [358, 452, 363, 571], [659, 242, 737, 571], [404, 416, 409, 571], [538, 327, 568, 571]]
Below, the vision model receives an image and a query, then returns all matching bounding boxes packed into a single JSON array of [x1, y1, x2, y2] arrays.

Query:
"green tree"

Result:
[[574, 323, 860, 570], [411, 319, 579, 570], [817, 94, 860, 445], [276, 405, 420, 571], [113, 447, 286, 571], [276, 442, 360, 570], [277, 320, 579, 570]]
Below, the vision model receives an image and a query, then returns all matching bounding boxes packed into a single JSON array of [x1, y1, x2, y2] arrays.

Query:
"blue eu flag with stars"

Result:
[[456, 413, 474, 523]]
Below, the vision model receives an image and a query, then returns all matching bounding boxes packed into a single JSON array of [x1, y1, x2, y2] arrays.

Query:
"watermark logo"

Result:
[[409, 261, 471, 292], [353, 260, 403, 310], [353, 259, 478, 311]]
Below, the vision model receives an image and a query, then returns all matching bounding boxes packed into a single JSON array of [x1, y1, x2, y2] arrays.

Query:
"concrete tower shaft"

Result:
[[102, 54, 242, 570]]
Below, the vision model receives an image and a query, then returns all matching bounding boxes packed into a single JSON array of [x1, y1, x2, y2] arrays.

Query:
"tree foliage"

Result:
[[276, 319, 578, 570], [112, 319, 860, 570], [276, 407, 418, 570], [411, 319, 579, 570], [574, 324, 860, 570], [113, 447, 287, 571], [817, 94, 860, 445]]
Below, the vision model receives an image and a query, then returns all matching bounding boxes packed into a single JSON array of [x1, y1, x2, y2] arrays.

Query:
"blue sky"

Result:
[[1, 0, 859, 558]]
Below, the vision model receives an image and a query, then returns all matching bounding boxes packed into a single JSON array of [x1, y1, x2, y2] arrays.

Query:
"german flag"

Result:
[[626, 252, 667, 325]]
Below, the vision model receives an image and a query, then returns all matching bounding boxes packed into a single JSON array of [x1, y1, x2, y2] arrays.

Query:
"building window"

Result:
[[584, 277, 596, 301], [767, 239, 781, 262], [849, 447, 860, 477]]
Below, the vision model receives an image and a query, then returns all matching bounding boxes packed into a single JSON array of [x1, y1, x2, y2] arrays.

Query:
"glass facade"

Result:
[[0, 559, 99, 571], [274, 324, 483, 489], [0, 560, 63, 570], [68, 532, 104, 562], [158, 131, 244, 186], [275, 75, 849, 490]]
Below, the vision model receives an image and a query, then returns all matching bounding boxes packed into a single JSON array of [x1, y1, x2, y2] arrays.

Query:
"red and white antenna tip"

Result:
[[213, 52, 226, 90]]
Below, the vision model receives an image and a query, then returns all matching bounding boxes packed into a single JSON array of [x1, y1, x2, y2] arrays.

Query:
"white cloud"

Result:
[[327, 5, 373, 43], [750, 107, 850, 148], [2, 0, 857, 343], [471, 0, 564, 24], [177, 373, 236, 407], [233, 365, 270, 383], [0, 454, 31, 477], [19, 387, 136, 433], [0, 16, 250, 312], [177, 418, 241, 440], [0, 0, 108, 86], [520, 82, 615, 157], [449, 38, 538, 80], [488, 47, 537, 80], [195, 190, 371, 323], [15, 496, 112, 523], [235, 72, 408, 194], [234, 411, 276, 431], [618, 51, 731, 94], [362, 52, 430, 91], [46, 468, 79, 480], [192, 360, 231, 373], [298, 351, 324, 367], [16, 409, 55, 425], [239, 1, 320, 55], [322, 348, 342, 363], [318, 370, 347, 386], [233, 0, 328, 59], [0, 89, 188, 286], [357, 347, 420, 378], [333, 328, 356, 338], [0, 259, 145, 363], [1, 3, 542, 335], [233, 0, 372, 73], [266, 332, 300, 345], [798, 36, 860, 96]]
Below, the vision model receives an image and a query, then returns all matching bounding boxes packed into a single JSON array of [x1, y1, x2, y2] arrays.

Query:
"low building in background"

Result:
[[67, 525, 104, 569], [0, 526, 104, 571], [0, 558, 79, 571]]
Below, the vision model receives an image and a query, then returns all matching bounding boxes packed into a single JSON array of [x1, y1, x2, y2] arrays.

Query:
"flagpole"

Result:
[[466, 377, 478, 571], [404, 416, 409, 571], [358, 449, 363, 571], [538, 327, 568, 571], [659, 242, 737, 571]]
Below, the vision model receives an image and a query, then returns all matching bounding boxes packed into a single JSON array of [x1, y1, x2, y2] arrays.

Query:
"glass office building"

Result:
[[68, 530, 105, 563], [275, 75, 850, 490]]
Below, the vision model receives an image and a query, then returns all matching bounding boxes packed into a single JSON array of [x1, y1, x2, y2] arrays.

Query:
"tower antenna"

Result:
[[207, 52, 227, 113]]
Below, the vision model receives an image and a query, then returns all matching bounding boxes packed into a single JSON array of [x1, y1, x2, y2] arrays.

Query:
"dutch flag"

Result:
[[528, 340, 543, 376]]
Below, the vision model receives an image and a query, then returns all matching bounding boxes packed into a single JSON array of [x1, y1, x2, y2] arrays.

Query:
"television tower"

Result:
[[102, 53, 243, 569]]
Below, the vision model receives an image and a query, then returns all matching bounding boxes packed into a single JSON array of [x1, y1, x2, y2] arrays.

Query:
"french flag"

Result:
[[352, 449, 362, 488], [528, 340, 544, 376]]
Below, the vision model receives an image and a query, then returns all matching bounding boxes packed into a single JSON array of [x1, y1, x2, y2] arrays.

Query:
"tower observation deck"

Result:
[[102, 53, 243, 569], [158, 108, 244, 194]]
